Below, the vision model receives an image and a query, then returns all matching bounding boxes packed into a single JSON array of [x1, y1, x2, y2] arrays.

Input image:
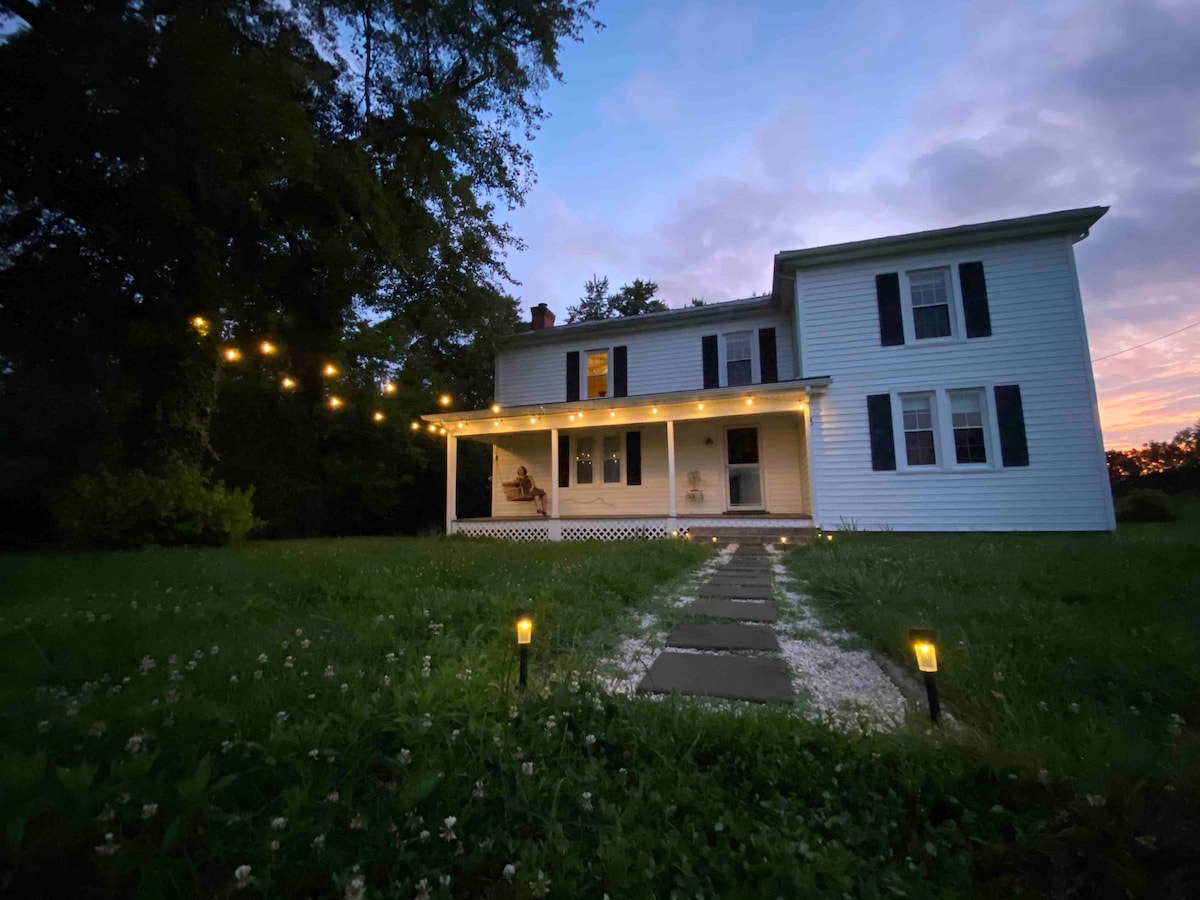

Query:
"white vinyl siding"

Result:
[[798, 235, 1113, 531], [495, 310, 794, 405]]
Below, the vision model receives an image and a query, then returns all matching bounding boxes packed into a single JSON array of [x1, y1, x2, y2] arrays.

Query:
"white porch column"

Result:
[[549, 428, 560, 519], [445, 433, 457, 535], [666, 419, 677, 520]]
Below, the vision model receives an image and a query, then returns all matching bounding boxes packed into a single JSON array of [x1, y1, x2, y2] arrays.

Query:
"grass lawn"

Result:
[[788, 500, 1200, 782], [3, 527, 1200, 897]]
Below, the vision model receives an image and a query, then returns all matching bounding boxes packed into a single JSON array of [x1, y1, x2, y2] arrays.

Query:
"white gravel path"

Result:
[[595, 542, 911, 733]]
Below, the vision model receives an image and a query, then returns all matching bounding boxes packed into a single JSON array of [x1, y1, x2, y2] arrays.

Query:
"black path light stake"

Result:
[[909, 627, 940, 724], [516, 610, 533, 690]]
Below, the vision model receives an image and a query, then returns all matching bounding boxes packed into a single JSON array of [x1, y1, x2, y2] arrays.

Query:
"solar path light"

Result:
[[909, 627, 940, 723], [516, 611, 533, 690]]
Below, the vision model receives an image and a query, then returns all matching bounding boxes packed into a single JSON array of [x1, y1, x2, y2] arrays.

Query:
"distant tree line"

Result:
[[1107, 422, 1200, 496], [0, 0, 597, 546]]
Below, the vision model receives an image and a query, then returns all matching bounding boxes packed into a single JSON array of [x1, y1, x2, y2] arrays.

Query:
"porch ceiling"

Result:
[[422, 377, 830, 438]]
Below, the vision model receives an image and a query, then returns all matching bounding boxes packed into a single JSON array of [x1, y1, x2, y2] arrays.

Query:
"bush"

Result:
[[1115, 488, 1175, 523], [56, 462, 261, 548]]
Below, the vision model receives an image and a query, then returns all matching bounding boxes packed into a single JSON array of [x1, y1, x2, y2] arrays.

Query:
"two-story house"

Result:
[[422, 206, 1115, 539]]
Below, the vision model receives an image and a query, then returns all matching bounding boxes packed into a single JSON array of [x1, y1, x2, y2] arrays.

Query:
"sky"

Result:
[[499, 0, 1199, 449]]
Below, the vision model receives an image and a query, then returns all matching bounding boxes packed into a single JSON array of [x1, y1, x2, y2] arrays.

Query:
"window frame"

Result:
[[888, 385, 1005, 473], [716, 329, 762, 387], [602, 434, 621, 484], [947, 388, 991, 467], [570, 431, 626, 487], [722, 423, 766, 510], [902, 266, 957, 343], [584, 348, 611, 399], [899, 391, 939, 468]]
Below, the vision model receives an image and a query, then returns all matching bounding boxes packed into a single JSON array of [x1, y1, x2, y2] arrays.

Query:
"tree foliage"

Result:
[[565, 275, 668, 323], [1106, 421, 1200, 495], [0, 0, 596, 542]]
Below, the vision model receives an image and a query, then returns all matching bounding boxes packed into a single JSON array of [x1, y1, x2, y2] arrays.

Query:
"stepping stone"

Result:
[[707, 572, 773, 586], [637, 652, 794, 703], [666, 623, 780, 652], [689, 598, 778, 622], [720, 560, 771, 571], [698, 582, 774, 600]]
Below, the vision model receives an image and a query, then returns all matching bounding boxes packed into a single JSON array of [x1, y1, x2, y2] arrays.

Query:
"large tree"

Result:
[[565, 275, 668, 323], [0, 0, 596, 539]]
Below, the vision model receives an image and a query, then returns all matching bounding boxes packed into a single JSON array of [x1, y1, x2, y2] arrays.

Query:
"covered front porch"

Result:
[[423, 379, 829, 541]]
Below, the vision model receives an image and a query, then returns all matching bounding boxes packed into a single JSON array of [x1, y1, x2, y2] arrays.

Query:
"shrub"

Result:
[[56, 462, 261, 548], [1115, 488, 1174, 523]]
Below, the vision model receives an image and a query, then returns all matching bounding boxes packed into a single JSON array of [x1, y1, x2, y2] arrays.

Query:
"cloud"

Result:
[[598, 72, 681, 126], [514, 0, 1200, 445]]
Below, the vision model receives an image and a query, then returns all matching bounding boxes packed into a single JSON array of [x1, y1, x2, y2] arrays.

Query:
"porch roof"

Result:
[[422, 376, 830, 438]]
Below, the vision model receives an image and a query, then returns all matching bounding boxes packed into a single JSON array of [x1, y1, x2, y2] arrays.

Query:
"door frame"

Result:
[[722, 423, 766, 512]]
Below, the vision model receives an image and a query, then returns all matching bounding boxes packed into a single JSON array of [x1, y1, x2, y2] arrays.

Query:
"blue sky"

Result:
[[500, 0, 1200, 447]]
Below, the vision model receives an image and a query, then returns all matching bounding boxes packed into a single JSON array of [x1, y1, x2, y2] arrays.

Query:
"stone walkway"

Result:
[[636, 544, 796, 703]]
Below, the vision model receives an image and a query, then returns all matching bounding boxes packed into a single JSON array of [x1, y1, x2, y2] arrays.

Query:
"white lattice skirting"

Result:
[[451, 517, 812, 542]]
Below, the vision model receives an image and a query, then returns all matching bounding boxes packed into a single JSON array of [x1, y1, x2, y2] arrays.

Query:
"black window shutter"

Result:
[[758, 328, 778, 383], [875, 273, 904, 346], [613, 345, 628, 398], [625, 431, 642, 485], [565, 351, 580, 401], [994, 385, 1029, 467], [866, 393, 897, 471], [558, 434, 570, 487], [959, 262, 992, 338], [701, 335, 719, 389]]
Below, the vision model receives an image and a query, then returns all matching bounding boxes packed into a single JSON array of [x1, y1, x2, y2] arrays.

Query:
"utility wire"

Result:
[[1091, 320, 1200, 363]]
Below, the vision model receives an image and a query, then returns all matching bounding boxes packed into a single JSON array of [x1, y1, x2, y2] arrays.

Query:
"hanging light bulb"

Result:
[[383, 382, 397, 395], [439, 394, 452, 407], [190, 316, 211, 337], [281, 376, 297, 390], [223, 347, 242, 363], [491, 404, 501, 413], [328, 396, 343, 409], [323, 363, 339, 378], [411, 421, 420, 431], [259, 341, 277, 356], [373, 411, 385, 423]]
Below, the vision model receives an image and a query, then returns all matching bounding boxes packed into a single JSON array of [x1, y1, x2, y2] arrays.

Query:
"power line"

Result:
[[1091, 320, 1200, 363]]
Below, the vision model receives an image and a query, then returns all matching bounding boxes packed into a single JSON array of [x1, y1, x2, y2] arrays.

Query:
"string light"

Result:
[[697, 402, 704, 410], [328, 396, 343, 410], [383, 382, 397, 395], [281, 376, 297, 390], [529, 416, 537, 424], [259, 341, 277, 356], [491, 404, 501, 413], [610, 411, 615, 417], [373, 411, 385, 422], [411, 422, 420, 431], [428, 423, 437, 432], [569, 414, 575, 422], [323, 364, 339, 378], [439, 394, 452, 407], [457, 422, 464, 429], [746, 398, 754, 406], [439, 427, 447, 435], [190, 316, 211, 337], [223, 347, 242, 362], [651, 407, 658, 414], [493, 420, 500, 426]]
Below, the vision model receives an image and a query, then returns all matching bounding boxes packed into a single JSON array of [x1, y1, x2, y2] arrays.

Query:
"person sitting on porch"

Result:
[[503, 466, 548, 516]]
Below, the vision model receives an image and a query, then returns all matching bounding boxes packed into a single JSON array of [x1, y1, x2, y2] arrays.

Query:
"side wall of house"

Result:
[[800, 235, 1114, 531], [494, 310, 796, 406], [487, 413, 810, 518]]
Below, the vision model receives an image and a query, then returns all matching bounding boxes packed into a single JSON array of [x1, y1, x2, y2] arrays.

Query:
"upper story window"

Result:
[[586, 351, 609, 398], [724, 331, 753, 386], [950, 389, 988, 464], [901, 392, 938, 466], [908, 268, 953, 340]]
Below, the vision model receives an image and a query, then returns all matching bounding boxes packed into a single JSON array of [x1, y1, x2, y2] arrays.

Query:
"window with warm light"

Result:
[[586, 351, 609, 398], [724, 331, 753, 386], [901, 393, 938, 466], [603, 435, 621, 483]]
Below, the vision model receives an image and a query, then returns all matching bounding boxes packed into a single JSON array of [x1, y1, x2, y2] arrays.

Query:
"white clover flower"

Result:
[[280, 640, 289, 649], [415, 879, 430, 900], [581, 791, 593, 810], [1069, 702, 1080, 713], [270, 839, 280, 851], [168, 655, 179, 666], [229, 674, 239, 685], [421, 713, 432, 729], [65, 700, 79, 716], [89, 721, 107, 737], [531, 870, 551, 897], [543, 716, 556, 736], [440, 816, 457, 842], [193, 649, 204, 660], [301, 639, 311, 649], [126, 733, 145, 753], [502, 863, 516, 881], [222, 740, 234, 753], [308, 748, 320, 759], [253, 670, 263, 680], [37, 719, 50, 734], [165, 688, 179, 704], [419, 829, 430, 841], [350, 815, 366, 830], [210, 646, 219, 655], [451, 728, 460, 740], [294, 628, 303, 637], [139, 656, 156, 674], [398, 749, 412, 765], [234, 864, 253, 887], [385, 652, 396, 663], [130, 601, 137, 610], [521, 761, 534, 776], [344, 875, 366, 900], [382, 675, 391, 687], [95, 832, 120, 856], [270, 816, 287, 830], [312, 833, 326, 850], [509, 706, 519, 720], [324, 666, 336, 679], [327, 791, 339, 803], [585, 734, 596, 745], [142, 803, 157, 819], [340, 683, 349, 693], [473, 780, 485, 798], [257, 653, 268, 664], [185, 660, 197, 671], [284, 656, 295, 669], [439, 874, 451, 887]]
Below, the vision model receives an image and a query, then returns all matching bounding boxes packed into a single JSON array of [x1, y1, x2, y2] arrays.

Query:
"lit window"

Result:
[[586, 351, 608, 398], [908, 268, 952, 339], [950, 389, 988, 464], [576, 436, 594, 484], [725, 331, 753, 386], [603, 435, 621, 483], [901, 393, 938, 466]]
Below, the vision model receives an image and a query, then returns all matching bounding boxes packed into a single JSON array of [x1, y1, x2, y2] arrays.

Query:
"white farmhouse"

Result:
[[423, 207, 1115, 539]]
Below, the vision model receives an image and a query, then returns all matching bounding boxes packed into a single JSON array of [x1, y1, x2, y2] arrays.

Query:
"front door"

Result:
[[725, 426, 763, 510]]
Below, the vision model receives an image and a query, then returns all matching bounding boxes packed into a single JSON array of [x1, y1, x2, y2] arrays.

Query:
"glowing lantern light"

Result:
[[780, 535, 788, 544], [323, 364, 339, 378], [671, 530, 679, 538], [516, 611, 533, 690], [439, 394, 452, 407], [711, 536, 717, 544], [373, 411, 385, 423], [223, 347, 242, 362], [190, 316, 211, 337], [826, 534, 833, 542], [259, 341, 277, 356], [383, 382, 397, 395], [909, 627, 940, 723], [328, 396, 343, 410]]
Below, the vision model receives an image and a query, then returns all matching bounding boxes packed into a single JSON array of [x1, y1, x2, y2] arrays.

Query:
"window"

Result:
[[950, 390, 988, 464], [908, 268, 952, 339], [586, 351, 608, 399], [575, 436, 593, 484], [725, 331, 753, 386], [603, 435, 621, 483], [901, 393, 937, 466]]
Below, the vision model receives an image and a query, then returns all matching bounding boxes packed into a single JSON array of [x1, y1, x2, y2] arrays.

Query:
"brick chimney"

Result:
[[530, 303, 555, 330]]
